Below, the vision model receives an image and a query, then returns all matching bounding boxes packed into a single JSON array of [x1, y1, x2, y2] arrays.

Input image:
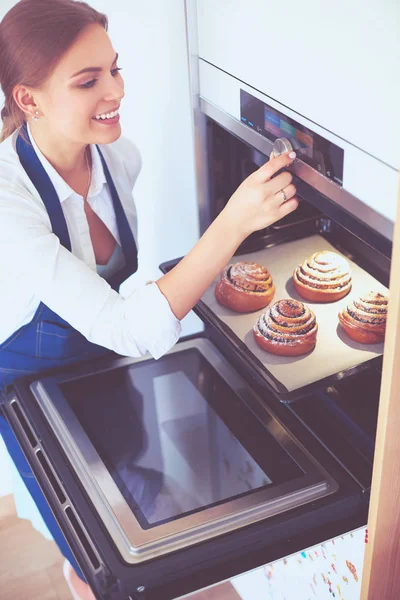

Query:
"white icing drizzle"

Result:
[[345, 291, 388, 327], [294, 251, 352, 292], [224, 261, 274, 295], [255, 299, 318, 345]]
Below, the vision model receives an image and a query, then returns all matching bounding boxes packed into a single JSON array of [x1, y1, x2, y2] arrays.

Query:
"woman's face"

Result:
[[32, 24, 124, 146]]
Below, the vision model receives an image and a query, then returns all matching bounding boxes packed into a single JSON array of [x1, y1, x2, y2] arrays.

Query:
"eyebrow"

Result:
[[70, 52, 118, 78]]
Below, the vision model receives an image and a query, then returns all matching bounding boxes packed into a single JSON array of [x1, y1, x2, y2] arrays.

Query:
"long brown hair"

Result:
[[0, 0, 108, 142]]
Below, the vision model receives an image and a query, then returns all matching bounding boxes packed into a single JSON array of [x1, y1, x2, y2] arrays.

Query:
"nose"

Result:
[[103, 74, 125, 103]]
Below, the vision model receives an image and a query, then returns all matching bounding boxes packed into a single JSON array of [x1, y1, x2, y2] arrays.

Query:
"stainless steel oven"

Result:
[[2, 1, 397, 598]]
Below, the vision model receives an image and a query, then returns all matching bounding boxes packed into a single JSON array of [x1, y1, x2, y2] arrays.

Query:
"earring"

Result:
[[32, 110, 40, 122]]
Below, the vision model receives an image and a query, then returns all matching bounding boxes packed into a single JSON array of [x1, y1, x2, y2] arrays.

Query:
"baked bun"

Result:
[[253, 299, 318, 356], [215, 261, 275, 313], [338, 291, 388, 344], [293, 251, 352, 302]]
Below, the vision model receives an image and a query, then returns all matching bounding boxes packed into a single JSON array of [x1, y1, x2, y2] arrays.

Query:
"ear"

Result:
[[12, 85, 40, 119]]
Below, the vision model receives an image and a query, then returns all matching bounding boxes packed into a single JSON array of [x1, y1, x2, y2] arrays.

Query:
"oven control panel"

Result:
[[240, 89, 344, 186]]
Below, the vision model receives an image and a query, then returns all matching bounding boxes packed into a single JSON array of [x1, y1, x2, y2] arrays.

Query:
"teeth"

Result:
[[94, 108, 119, 120]]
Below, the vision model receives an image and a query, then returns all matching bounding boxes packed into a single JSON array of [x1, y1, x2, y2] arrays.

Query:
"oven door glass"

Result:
[[30, 338, 337, 563]]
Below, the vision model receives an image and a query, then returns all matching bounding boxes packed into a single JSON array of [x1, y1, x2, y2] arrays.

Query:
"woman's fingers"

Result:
[[265, 171, 293, 196], [222, 149, 299, 237], [255, 151, 296, 183], [273, 183, 297, 206], [278, 196, 299, 218]]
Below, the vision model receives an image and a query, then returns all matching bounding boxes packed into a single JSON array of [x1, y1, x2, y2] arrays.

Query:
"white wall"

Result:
[[0, 0, 202, 335], [197, 0, 400, 169]]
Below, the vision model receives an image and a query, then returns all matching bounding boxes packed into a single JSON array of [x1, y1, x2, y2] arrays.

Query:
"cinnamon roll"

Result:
[[338, 291, 388, 344], [293, 251, 352, 302], [215, 261, 275, 313], [253, 299, 318, 356]]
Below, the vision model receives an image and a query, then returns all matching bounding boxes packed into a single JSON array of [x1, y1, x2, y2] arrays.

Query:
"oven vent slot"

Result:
[[35, 449, 66, 504], [9, 399, 102, 574], [65, 506, 100, 570], [10, 400, 37, 448]]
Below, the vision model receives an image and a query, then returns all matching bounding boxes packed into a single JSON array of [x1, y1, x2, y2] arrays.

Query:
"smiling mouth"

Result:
[[92, 108, 119, 120]]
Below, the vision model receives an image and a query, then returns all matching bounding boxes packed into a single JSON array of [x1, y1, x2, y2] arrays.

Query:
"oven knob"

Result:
[[272, 137, 293, 157]]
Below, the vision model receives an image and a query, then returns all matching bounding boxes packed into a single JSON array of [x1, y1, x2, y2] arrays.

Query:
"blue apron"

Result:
[[0, 124, 138, 577]]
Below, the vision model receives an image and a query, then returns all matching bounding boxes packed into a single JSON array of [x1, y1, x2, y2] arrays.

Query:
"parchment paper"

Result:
[[200, 235, 388, 394]]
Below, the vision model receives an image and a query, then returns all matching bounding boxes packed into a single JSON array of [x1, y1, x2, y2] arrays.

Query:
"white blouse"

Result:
[[0, 126, 181, 359]]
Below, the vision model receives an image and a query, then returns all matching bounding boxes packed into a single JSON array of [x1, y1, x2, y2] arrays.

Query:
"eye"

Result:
[[79, 78, 97, 89], [78, 67, 122, 89]]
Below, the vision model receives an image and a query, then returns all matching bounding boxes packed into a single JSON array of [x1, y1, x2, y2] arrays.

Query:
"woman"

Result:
[[0, 0, 298, 597]]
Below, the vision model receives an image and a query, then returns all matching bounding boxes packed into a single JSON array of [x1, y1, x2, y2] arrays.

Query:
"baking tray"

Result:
[[198, 235, 387, 400]]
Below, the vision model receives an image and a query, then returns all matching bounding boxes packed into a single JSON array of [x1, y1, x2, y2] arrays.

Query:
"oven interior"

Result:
[[206, 119, 391, 277]]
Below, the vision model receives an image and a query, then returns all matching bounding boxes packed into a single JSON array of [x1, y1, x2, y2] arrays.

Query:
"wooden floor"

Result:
[[0, 494, 241, 600], [0, 494, 71, 599]]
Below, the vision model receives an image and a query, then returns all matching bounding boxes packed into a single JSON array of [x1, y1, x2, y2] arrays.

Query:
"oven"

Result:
[[2, 1, 398, 599]]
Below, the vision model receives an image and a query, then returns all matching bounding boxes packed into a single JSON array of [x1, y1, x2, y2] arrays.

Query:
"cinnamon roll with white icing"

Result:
[[293, 251, 352, 302], [338, 291, 388, 344], [253, 299, 318, 356], [215, 261, 275, 313]]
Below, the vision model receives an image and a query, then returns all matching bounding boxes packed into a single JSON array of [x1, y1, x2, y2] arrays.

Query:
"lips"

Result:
[[93, 107, 119, 120], [92, 107, 120, 127]]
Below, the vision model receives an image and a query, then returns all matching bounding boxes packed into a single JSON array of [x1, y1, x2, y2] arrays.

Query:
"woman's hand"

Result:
[[157, 151, 298, 321], [221, 151, 298, 241]]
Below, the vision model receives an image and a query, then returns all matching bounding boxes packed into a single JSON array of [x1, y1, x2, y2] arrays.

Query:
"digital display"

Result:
[[240, 89, 344, 186]]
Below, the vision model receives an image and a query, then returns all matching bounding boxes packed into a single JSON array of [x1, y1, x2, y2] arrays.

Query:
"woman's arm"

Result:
[[157, 151, 297, 320], [0, 151, 296, 361]]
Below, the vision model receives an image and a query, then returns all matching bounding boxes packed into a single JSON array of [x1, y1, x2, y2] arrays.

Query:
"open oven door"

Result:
[[2, 333, 367, 600]]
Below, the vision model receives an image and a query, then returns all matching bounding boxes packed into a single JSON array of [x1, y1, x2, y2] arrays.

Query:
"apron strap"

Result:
[[96, 145, 138, 274], [16, 124, 72, 251]]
